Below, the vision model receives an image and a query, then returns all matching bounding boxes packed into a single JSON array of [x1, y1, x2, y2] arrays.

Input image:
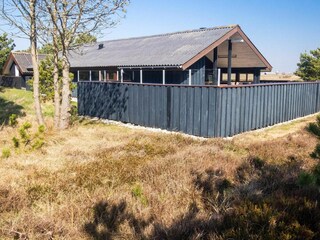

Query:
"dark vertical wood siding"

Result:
[[189, 57, 206, 85], [78, 82, 320, 138]]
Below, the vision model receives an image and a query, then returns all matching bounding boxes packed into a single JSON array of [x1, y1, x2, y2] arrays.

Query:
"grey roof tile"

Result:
[[13, 52, 48, 74], [68, 25, 237, 68]]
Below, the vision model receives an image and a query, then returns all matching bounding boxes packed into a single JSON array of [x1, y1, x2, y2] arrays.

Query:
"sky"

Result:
[[3, 0, 320, 73]]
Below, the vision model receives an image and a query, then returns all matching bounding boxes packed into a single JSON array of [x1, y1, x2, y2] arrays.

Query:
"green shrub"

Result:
[[298, 164, 320, 189], [312, 164, 320, 187], [19, 122, 32, 144], [131, 183, 148, 206], [308, 115, 320, 137], [12, 137, 20, 148], [8, 114, 18, 127], [298, 172, 314, 187], [12, 122, 46, 152], [1, 148, 11, 159], [70, 104, 79, 124], [32, 139, 45, 150], [38, 124, 45, 133], [310, 143, 320, 159]]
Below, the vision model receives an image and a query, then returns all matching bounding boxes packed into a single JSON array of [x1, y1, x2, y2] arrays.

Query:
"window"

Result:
[[101, 70, 107, 81], [79, 71, 89, 81], [91, 70, 99, 81], [108, 71, 115, 80]]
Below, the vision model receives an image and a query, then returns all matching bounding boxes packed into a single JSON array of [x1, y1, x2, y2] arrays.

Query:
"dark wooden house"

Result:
[[2, 52, 47, 88], [69, 25, 272, 85]]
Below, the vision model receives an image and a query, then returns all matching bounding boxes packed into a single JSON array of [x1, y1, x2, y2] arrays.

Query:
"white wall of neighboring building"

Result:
[[14, 64, 20, 77]]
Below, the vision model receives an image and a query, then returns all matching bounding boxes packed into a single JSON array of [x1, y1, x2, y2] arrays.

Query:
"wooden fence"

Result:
[[0, 76, 24, 89], [77, 81, 320, 137]]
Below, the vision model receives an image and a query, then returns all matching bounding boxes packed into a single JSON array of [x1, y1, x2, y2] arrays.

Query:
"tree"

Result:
[[43, 0, 129, 129], [1, 0, 129, 129], [73, 33, 97, 46], [1, 0, 45, 125], [27, 55, 74, 102], [295, 48, 320, 81], [0, 33, 15, 73], [37, 32, 96, 127], [38, 33, 97, 54]]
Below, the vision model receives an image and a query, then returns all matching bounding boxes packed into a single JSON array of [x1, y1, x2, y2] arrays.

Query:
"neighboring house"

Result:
[[68, 24, 272, 85], [2, 52, 47, 88]]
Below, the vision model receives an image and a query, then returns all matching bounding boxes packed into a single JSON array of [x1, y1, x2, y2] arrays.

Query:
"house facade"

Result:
[[2, 52, 47, 88], [68, 25, 272, 85]]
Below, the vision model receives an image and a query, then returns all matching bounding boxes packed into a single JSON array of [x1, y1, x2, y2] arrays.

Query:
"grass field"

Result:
[[260, 73, 301, 81], [0, 87, 320, 239]]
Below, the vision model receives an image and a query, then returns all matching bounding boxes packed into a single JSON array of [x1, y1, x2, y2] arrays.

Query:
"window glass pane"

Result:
[[109, 72, 115, 80], [91, 70, 99, 81], [79, 71, 89, 81]]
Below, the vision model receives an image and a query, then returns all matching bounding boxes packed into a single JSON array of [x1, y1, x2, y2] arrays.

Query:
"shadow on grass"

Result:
[[84, 156, 320, 240], [83, 200, 153, 240], [0, 94, 25, 126]]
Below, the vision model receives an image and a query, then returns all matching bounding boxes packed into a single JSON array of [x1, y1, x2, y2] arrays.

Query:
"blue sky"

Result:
[[6, 0, 320, 73]]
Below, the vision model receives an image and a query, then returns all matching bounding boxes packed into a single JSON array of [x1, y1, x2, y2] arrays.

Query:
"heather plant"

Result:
[[299, 116, 320, 189], [308, 115, 320, 137]]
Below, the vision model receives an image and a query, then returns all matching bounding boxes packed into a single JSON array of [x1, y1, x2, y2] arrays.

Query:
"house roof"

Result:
[[68, 25, 272, 71], [2, 52, 48, 75]]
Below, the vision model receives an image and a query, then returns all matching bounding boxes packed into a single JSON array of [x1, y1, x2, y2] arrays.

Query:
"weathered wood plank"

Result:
[[207, 88, 216, 137], [179, 87, 188, 133], [193, 87, 202, 136], [200, 87, 209, 137], [186, 87, 194, 135]]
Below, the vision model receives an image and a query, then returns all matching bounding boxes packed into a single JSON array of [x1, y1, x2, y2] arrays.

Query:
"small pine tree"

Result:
[[1, 148, 11, 159], [27, 56, 74, 102], [8, 114, 18, 127]]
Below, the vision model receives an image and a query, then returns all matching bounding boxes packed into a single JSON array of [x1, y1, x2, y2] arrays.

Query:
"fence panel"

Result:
[[78, 81, 320, 138], [0, 76, 24, 89]]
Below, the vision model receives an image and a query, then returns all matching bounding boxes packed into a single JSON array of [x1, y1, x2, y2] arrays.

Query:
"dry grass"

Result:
[[0, 88, 319, 239], [222, 73, 301, 82], [260, 73, 302, 81]]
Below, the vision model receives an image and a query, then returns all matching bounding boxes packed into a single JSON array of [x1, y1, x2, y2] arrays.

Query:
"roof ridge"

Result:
[[95, 24, 238, 44], [12, 51, 48, 56]]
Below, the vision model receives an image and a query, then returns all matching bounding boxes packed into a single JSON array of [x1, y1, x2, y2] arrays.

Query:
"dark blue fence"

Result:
[[77, 81, 320, 137], [0, 76, 24, 89]]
